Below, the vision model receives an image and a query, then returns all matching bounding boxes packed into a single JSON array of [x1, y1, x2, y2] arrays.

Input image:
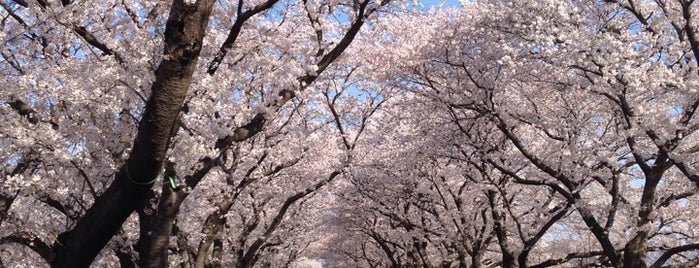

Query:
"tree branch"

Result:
[[650, 243, 699, 268]]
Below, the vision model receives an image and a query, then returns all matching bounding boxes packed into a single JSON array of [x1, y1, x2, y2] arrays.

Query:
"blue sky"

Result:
[[421, 0, 461, 9]]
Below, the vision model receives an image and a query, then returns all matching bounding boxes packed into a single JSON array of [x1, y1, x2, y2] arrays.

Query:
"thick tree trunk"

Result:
[[624, 235, 648, 268], [138, 181, 187, 267], [0, 191, 18, 226], [52, 173, 152, 267], [623, 170, 663, 268], [467, 250, 480, 268], [487, 190, 514, 268], [50, 1, 215, 267]]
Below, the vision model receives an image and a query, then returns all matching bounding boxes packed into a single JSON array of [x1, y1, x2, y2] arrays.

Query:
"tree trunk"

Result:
[[0, 191, 18, 226], [51, 1, 216, 267], [138, 181, 187, 267], [624, 235, 648, 268], [623, 170, 663, 268]]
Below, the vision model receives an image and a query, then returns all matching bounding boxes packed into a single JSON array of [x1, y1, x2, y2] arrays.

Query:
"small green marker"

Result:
[[168, 175, 176, 190]]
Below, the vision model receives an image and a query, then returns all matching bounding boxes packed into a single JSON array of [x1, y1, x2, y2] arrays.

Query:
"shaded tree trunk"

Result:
[[0, 191, 18, 226], [623, 168, 665, 268], [138, 164, 187, 268]]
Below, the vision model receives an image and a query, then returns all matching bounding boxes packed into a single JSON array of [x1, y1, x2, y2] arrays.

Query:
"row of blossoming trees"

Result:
[[325, 1, 699, 267], [1, 0, 698, 267]]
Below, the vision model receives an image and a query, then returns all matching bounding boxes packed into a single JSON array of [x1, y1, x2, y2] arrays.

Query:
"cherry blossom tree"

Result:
[[4, 0, 699, 267], [1, 0, 397, 266], [324, 1, 699, 267]]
